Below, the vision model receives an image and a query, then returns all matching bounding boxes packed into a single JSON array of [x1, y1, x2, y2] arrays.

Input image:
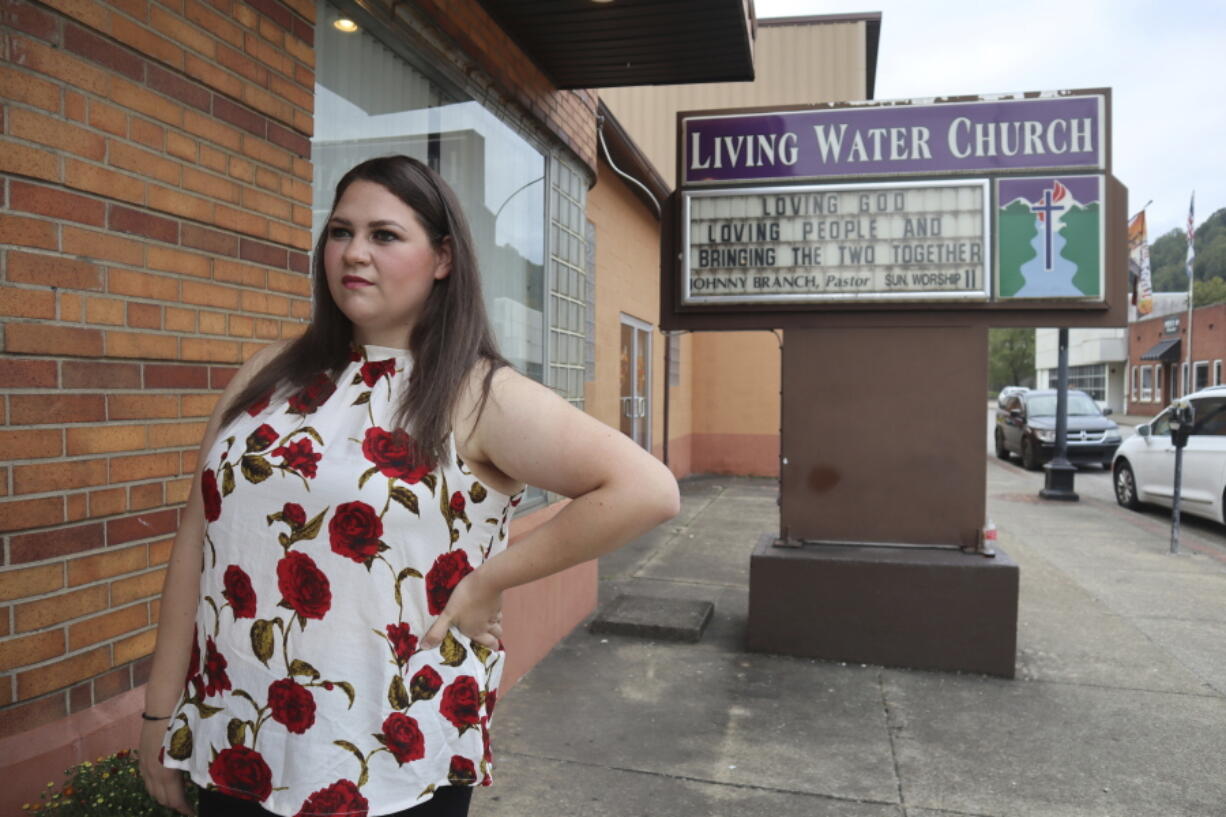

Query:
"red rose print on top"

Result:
[[271, 438, 321, 479], [267, 678, 316, 734], [409, 665, 443, 702], [359, 358, 397, 387], [385, 622, 418, 666], [209, 746, 273, 802], [328, 501, 385, 565], [439, 675, 481, 734], [245, 423, 279, 453], [203, 636, 231, 697], [379, 712, 425, 765], [184, 627, 203, 699], [361, 427, 432, 483], [425, 550, 473, 615], [447, 755, 478, 787], [287, 372, 337, 415], [282, 502, 307, 529], [276, 552, 332, 620], [222, 565, 257, 618], [482, 717, 492, 765], [168, 339, 526, 806], [294, 780, 369, 817], [201, 469, 222, 522]]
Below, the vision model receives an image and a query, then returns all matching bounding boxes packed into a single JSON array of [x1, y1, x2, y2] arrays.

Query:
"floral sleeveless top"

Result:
[[160, 345, 521, 817]]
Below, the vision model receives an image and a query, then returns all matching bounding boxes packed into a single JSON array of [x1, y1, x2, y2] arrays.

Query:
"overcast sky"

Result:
[[754, 0, 1226, 241]]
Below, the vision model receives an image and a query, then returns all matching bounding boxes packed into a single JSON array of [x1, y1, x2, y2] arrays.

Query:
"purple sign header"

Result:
[[682, 94, 1105, 185]]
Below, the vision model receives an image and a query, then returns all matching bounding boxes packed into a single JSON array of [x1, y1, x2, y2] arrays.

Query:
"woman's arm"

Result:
[[421, 366, 680, 648], [139, 341, 288, 815]]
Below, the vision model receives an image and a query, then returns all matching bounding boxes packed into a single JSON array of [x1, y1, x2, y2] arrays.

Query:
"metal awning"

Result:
[[476, 0, 756, 89], [1140, 338, 1181, 361]]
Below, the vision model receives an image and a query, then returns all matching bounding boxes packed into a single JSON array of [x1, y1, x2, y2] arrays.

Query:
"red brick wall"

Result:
[[0, 0, 315, 741], [1, 2, 603, 810]]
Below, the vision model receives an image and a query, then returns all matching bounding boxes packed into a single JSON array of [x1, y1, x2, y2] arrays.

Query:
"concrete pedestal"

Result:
[[748, 534, 1018, 677]]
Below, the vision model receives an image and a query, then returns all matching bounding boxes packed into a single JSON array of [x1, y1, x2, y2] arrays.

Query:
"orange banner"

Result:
[[1129, 211, 1152, 316]]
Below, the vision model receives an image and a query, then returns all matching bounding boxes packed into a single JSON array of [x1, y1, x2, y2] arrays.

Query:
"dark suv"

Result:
[[995, 389, 1122, 470]]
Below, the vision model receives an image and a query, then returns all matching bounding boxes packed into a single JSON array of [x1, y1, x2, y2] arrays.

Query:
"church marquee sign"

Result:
[[673, 90, 1113, 311], [685, 180, 990, 304]]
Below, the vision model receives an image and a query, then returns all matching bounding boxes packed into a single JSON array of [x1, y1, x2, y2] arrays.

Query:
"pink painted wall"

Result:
[[499, 500, 598, 689], [0, 688, 144, 816]]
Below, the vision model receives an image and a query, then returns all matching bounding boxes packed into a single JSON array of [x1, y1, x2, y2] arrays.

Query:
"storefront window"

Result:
[[312, 1, 546, 381], [1194, 361, 1210, 392], [1048, 363, 1107, 401]]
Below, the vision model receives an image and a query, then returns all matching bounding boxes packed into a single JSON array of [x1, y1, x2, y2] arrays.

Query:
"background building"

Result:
[[1035, 292, 1188, 414], [1035, 327, 1128, 412], [1126, 299, 1226, 415], [600, 13, 880, 476], [0, 0, 874, 811]]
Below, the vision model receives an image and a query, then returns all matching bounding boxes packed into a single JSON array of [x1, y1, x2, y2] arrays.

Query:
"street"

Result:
[[986, 405, 1226, 553]]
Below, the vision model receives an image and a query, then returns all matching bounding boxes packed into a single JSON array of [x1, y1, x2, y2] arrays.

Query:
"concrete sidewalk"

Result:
[[476, 465, 1226, 817]]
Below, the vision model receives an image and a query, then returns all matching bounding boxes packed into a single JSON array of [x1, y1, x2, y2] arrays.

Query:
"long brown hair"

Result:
[[221, 155, 509, 466]]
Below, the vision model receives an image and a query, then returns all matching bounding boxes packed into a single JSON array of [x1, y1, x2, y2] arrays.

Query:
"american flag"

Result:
[[1187, 192, 1196, 291]]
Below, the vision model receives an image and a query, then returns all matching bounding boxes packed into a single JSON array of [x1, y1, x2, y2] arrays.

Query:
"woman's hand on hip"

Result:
[[420, 570, 502, 651]]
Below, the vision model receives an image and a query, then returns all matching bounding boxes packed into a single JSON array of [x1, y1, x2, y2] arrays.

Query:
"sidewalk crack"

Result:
[[498, 749, 902, 809], [879, 669, 908, 814]]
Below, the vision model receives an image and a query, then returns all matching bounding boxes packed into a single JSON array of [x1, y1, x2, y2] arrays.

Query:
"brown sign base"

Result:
[[748, 534, 1018, 678]]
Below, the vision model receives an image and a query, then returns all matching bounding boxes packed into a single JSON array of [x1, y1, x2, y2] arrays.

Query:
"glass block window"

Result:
[[548, 159, 589, 406], [584, 219, 596, 382]]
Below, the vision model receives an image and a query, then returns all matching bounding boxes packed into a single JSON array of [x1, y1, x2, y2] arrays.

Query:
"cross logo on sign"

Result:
[[1030, 182, 1068, 271]]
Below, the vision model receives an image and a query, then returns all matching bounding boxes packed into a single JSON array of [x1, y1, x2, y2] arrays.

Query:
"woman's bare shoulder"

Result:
[[452, 360, 529, 493], [456, 360, 540, 424]]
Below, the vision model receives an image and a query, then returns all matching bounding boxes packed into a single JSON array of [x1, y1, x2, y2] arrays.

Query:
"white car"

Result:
[[1112, 385, 1226, 524], [996, 385, 1030, 409]]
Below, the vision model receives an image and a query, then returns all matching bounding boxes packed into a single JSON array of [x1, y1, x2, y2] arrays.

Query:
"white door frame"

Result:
[[619, 313, 653, 451]]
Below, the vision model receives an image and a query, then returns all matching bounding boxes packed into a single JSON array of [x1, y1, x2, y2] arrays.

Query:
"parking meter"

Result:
[[1168, 398, 1195, 555], [1169, 399, 1194, 449]]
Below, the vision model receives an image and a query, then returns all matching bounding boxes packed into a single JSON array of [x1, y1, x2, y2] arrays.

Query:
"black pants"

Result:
[[198, 785, 472, 817]]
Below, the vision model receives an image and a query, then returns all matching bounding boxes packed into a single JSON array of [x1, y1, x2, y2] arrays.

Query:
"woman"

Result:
[[139, 155, 680, 817]]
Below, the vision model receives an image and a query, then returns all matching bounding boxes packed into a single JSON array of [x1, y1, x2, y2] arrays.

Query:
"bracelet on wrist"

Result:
[[141, 712, 172, 721]]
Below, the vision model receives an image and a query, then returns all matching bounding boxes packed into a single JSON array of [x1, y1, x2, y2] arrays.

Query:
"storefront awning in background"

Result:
[[1140, 338, 1181, 361], [477, 0, 756, 89]]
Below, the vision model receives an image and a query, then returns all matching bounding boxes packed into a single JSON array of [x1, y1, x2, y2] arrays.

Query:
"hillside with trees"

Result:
[[1150, 206, 1226, 305]]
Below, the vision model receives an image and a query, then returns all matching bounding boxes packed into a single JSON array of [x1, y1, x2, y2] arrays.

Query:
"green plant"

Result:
[[23, 749, 198, 816]]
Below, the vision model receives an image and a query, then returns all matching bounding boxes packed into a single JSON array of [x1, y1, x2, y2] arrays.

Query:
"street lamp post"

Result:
[[1040, 327, 1079, 501]]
